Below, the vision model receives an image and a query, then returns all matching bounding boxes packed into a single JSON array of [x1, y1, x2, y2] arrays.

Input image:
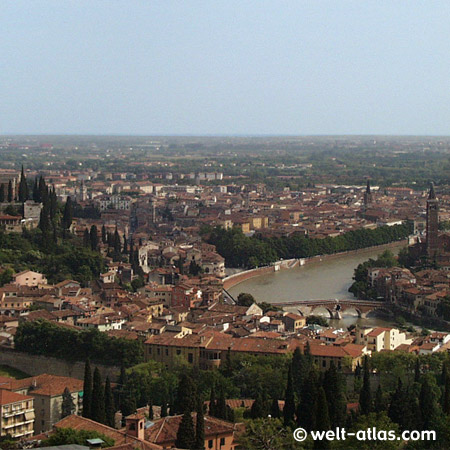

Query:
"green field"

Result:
[[0, 365, 29, 379]]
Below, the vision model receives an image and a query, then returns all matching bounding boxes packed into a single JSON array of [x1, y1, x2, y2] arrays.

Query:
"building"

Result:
[[0, 389, 34, 438], [146, 413, 237, 450], [12, 270, 48, 287], [355, 326, 413, 352], [7, 374, 83, 434], [426, 183, 439, 258]]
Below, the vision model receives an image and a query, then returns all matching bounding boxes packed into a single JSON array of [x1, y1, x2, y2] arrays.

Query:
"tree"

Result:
[[237, 293, 255, 307], [194, 399, 205, 450], [62, 196, 73, 231], [90, 225, 99, 251], [7, 180, 13, 202], [419, 376, 438, 430], [359, 356, 372, 415], [0, 183, 5, 203], [101, 225, 107, 244], [83, 228, 90, 248], [174, 373, 197, 415], [250, 391, 267, 419], [215, 384, 227, 420], [443, 365, 450, 415], [209, 385, 216, 417], [323, 362, 346, 427], [269, 398, 281, 419], [18, 166, 29, 202], [314, 387, 331, 449], [104, 376, 115, 428], [238, 418, 297, 450], [297, 368, 319, 431], [374, 384, 384, 414], [91, 367, 105, 424], [160, 401, 168, 417], [175, 410, 195, 450], [283, 365, 295, 427], [42, 428, 115, 448], [83, 360, 92, 419], [61, 387, 75, 419]]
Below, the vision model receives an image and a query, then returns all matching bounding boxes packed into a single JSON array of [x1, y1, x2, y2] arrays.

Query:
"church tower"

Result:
[[426, 183, 439, 258], [363, 180, 373, 210]]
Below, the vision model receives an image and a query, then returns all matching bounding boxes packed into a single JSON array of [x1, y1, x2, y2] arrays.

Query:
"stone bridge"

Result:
[[277, 299, 390, 319]]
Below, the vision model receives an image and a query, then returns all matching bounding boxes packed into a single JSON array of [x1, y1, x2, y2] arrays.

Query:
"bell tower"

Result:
[[363, 180, 373, 210], [426, 183, 439, 258]]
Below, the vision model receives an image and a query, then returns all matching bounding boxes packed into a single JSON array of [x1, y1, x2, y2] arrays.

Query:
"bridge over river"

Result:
[[277, 299, 390, 319]]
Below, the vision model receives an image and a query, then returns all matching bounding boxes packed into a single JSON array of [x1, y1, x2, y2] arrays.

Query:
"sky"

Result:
[[1, 1, 450, 136]]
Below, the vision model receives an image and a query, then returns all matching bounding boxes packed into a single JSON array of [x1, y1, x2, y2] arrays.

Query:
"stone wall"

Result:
[[0, 348, 120, 381]]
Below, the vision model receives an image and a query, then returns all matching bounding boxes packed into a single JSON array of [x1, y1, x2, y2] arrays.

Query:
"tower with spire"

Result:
[[426, 182, 439, 258], [363, 179, 373, 210]]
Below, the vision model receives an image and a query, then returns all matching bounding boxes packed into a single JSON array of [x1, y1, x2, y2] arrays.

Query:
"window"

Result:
[[208, 440, 213, 449], [220, 437, 225, 446], [188, 353, 193, 363], [177, 349, 181, 355], [157, 348, 160, 356]]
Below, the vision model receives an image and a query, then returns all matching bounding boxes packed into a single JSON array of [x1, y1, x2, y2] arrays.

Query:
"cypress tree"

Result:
[[270, 398, 281, 418], [443, 367, 450, 415], [104, 376, 115, 428], [314, 387, 331, 449], [83, 228, 90, 248], [414, 358, 421, 383], [283, 365, 296, 427], [91, 367, 105, 424], [174, 374, 197, 415], [297, 368, 319, 431], [61, 387, 75, 419], [62, 196, 73, 231], [209, 385, 216, 417], [374, 384, 384, 414], [223, 348, 233, 377], [420, 376, 438, 430], [194, 399, 205, 450], [83, 360, 93, 418], [216, 385, 227, 420], [90, 225, 99, 251], [18, 165, 28, 202], [359, 356, 372, 415], [0, 184, 5, 203], [250, 391, 267, 419], [388, 378, 405, 427], [101, 225, 107, 244], [49, 186, 57, 220], [7, 180, 13, 202], [175, 410, 195, 450], [32, 177, 39, 202], [123, 235, 128, 254], [291, 347, 305, 399], [323, 362, 346, 427], [160, 401, 168, 417], [148, 399, 154, 420]]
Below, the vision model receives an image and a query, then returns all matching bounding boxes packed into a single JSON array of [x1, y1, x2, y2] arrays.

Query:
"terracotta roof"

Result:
[[11, 374, 83, 396], [53, 415, 162, 450], [146, 414, 235, 446], [0, 388, 33, 405]]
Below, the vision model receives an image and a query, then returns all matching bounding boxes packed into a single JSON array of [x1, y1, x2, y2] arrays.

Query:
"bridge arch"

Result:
[[310, 305, 335, 319], [339, 306, 362, 318]]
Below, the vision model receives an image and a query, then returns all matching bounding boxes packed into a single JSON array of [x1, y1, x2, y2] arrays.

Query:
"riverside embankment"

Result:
[[226, 239, 407, 299]]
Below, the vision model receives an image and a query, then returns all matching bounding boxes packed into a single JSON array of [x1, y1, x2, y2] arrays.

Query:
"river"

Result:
[[228, 244, 406, 328]]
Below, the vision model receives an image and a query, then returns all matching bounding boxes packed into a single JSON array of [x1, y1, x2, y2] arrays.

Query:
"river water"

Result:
[[228, 244, 406, 329]]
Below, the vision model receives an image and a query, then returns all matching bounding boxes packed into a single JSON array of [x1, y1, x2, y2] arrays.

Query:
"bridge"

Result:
[[277, 299, 390, 319]]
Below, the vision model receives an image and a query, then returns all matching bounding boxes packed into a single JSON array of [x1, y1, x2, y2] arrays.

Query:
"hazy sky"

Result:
[[2, 1, 450, 135]]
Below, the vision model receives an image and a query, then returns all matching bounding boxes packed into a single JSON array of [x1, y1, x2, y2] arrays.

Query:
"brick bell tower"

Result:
[[426, 183, 439, 258]]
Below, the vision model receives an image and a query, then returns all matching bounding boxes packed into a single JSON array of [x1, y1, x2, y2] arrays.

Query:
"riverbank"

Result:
[[224, 239, 408, 291]]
